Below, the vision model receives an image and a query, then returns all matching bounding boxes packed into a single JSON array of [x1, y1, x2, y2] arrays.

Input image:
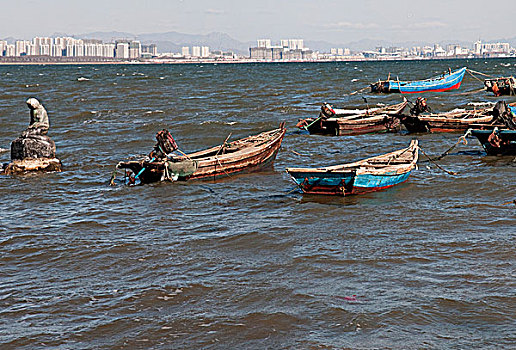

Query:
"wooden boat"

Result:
[[370, 67, 466, 93], [484, 76, 516, 96], [116, 123, 286, 184], [286, 140, 418, 196], [470, 129, 516, 155], [297, 100, 407, 136], [399, 107, 499, 133]]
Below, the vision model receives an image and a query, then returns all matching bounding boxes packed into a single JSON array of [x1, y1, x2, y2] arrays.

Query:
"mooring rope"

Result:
[[348, 86, 370, 96], [430, 131, 471, 162], [418, 146, 458, 175], [467, 68, 495, 78]]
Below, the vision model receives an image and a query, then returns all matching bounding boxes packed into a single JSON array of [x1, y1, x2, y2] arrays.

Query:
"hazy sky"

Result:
[[1, 0, 514, 43]]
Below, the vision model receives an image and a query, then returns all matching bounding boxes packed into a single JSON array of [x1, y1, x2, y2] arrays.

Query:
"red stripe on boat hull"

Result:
[[401, 81, 462, 94]]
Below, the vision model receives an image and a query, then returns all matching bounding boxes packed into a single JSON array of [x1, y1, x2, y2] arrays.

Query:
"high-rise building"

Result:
[[142, 44, 158, 56], [15, 40, 30, 56], [115, 42, 130, 59], [201, 46, 210, 57], [257, 39, 271, 48], [0, 40, 6, 56], [192, 46, 201, 57], [288, 39, 303, 50], [102, 44, 116, 58], [181, 46, 190, 56], [129, 41, 141, 59], [5, 44, 15, 57]]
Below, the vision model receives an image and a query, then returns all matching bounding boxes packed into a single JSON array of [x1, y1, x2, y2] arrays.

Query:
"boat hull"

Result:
[[371, 67, 466, 94], [118, 126, 286, 184], [288, 170, 412, 196], [470, 129, 516, 155], [303, 115, 400, 136], [286, 140, 418, 196], [400, 110, 497, 133]]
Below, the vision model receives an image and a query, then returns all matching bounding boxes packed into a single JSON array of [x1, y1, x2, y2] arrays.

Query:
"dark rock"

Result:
[[11, 134, 56, 160]]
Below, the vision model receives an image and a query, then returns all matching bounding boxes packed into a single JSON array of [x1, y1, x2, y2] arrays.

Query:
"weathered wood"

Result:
[[400, 107, 502, 133], [286, 140, 418, 196], [299, 101, 407, 136], [117, 125, 287, 184]]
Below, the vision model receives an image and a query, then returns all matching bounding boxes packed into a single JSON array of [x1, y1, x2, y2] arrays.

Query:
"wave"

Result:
[[200, 120, 237, 125]]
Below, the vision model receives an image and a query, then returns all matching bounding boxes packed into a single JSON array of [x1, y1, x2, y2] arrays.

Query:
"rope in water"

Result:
[[418, 146, 458, 176], [348, 86, 370, 96], [431, 131, 471, 161]]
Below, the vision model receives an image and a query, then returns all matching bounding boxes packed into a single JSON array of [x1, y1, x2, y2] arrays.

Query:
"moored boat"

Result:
[[484, 76, 516, 96], [116, 123, 286, 184], [399, 108, 497, 133], [286, 140, 418, 196], [371, 67, 466, 93], [470, 129, 516, 155], [297, 100, 407, 136]]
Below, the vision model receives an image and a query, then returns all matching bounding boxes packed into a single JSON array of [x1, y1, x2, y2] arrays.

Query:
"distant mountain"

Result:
[[77, 31, 137, 42], [497, 36, 516, 47], [0, 37, 17, 44], [135, 31, 251, 54]]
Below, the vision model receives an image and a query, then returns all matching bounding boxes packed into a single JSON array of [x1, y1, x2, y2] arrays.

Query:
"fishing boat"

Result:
[[400, 100, 516, 133], [370, 67, 467, 93], [297, 100, 407, 136], [399, 107, 498, 133], [484, 76, 516, 96], [470, 129, 516, 155], [116, 123, 286, 184], [286, 140, 418, 196]]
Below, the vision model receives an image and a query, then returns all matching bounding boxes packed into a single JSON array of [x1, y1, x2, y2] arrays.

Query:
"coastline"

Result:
[[0, 55, 515, 66]]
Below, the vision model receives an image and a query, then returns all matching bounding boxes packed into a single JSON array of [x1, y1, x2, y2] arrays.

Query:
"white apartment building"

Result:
[[192, 46, 201, 57], [129, 41, 141, 59], [182, 46, 190, 56], [257, 39, 272, 48], [115, 42, 130, 59], [201, 46, 210, 57], [0, 36, 152, 58], [288, 39, 304, 50]]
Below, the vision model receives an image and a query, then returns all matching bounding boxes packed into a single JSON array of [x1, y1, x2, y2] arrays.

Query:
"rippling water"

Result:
[[1, 60, 515, 349]]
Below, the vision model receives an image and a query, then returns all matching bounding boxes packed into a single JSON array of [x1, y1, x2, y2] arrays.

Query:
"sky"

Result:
[[1, 0, 515, 44]]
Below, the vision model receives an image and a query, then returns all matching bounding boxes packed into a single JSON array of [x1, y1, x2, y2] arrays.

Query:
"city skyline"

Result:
[[1, 0, 515, 45]]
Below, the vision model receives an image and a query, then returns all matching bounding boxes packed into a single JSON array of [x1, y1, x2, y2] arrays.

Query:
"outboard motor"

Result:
[[492, 101, 516, 129], [320, 103, 336, 119], [153, 129, 178, 158], [410, 97, 430, 116]]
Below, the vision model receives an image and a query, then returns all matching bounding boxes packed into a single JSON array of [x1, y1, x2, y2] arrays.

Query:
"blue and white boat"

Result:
[[371, 67, 467, 93], [286, 140, 418, 196]]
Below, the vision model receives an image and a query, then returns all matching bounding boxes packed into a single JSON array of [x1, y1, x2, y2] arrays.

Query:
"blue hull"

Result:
[[289, 170, 412, 196], [373, 67, 466, 93]]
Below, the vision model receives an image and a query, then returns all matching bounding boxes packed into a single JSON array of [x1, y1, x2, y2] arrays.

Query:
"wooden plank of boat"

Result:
[[298, 100, 407, 135], [286, 140, 418, 196], [371, 67, 466, 93], [399, 107, 501, 133], [117, 123, 286, 184]]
